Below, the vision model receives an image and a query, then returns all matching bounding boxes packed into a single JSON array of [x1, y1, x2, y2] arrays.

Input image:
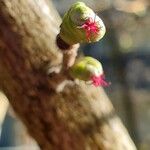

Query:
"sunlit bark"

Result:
[[0, 0, 136, 150]]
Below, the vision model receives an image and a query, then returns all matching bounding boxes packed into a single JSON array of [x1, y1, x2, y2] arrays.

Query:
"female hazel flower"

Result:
[[59, 2, 106, 45], [70, 57, 110, 87]]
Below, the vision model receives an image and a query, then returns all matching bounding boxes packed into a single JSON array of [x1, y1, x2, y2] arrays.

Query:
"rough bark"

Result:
[[0, 0, 136, 150], [0, 92, 9, 124]]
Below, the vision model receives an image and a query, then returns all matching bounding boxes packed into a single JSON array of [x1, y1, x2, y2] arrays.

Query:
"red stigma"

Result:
[[81, 18, 99, 41], [91, 74, 110, 87]]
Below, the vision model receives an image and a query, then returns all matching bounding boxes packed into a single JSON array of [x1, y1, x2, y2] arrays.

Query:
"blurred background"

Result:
[[0, 0, 149, 149]]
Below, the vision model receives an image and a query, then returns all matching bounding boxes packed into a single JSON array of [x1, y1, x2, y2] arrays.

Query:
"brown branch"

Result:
[[0, 0, 136, 150]]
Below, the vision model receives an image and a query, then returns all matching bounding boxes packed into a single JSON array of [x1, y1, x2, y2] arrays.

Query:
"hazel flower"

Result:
[[80, 17, 100, 41], [70, 57, 110, 87], [59, 2, 106, 45]]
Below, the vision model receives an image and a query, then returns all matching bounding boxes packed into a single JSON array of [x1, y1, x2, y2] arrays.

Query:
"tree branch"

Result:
[[0, 0, 136, 149]]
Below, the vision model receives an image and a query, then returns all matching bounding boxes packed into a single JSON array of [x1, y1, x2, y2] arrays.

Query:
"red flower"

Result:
[[91, 74, 110, 87], [81, 18, 99, 41]]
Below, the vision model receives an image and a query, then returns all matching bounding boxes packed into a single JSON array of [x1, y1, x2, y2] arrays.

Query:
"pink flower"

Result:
[[81, 18, 99, 41], [91, 74, 110, 87]]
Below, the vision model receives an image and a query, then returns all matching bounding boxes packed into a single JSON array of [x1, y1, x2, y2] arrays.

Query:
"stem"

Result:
[[56, 34, 72, 50]]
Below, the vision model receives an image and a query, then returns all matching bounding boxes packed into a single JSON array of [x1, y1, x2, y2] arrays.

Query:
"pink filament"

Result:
[[91, 74, 110, 87], [81, 18, 99, 41]]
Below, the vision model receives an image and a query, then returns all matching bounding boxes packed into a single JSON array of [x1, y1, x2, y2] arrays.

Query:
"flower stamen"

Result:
[[81, 18, 100, 41], [91, 74, 110, 87]]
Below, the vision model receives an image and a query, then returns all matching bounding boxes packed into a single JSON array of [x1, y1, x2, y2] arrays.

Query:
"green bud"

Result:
[[59, 2, 106, 45], [70, 56, 103, 81]]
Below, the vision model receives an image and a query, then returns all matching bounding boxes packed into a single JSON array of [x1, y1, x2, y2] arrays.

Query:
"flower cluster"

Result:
[[59, 2, 106, 45], [58, 2, 109, 87], [81, 18, 100, 41], [70, 57, 110, 87], [91, 74, 110, 87]]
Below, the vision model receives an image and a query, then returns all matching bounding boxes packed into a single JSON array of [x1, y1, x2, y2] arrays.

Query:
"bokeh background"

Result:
[[0, 0, 149, 149]]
